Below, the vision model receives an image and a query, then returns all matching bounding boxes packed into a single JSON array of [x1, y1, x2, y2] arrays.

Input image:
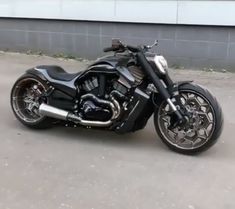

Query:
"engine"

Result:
[[78, 74, 128, 123], [77, 61, 145, 122], [81, 100, 112, 121], [128, 65, 145, 85], [80, 76, 99, 92]]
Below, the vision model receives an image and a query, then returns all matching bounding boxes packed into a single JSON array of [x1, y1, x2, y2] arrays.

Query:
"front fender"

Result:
[[169, 80, 193, 97], [152, 80, 193, 107]]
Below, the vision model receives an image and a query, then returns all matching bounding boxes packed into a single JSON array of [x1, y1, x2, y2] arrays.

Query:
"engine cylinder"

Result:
[[80, 77, 98, 92], [128, 66, 145, 84]]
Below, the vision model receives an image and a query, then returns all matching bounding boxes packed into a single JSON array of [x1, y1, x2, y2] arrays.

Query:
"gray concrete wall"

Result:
[[0, 18, 234, 70]]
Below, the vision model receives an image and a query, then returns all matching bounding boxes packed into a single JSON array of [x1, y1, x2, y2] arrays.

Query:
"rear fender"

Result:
[[27, 68, 47, 81], [26, 68, 77, 97]]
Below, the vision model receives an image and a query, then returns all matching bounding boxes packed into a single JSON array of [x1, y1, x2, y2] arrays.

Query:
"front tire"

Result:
[[11, 74, 53, 129], [154, 83, 223, 154]]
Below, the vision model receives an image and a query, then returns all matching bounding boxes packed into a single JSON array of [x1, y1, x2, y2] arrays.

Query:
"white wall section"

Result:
[[115, 1, 177, 24], [178, 1, 235, 26], [61, 0, 115, 21], [0, 0, 234, 26]]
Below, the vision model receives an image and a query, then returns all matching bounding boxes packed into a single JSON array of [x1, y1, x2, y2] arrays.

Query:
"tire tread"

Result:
[[154, 83, 224, 154]]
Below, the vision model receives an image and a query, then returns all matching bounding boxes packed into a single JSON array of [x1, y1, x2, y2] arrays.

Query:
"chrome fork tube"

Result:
[[167, 98, 177, 112]]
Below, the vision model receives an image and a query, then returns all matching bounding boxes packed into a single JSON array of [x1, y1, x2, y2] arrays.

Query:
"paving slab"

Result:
[[0, 52, 234, 209]]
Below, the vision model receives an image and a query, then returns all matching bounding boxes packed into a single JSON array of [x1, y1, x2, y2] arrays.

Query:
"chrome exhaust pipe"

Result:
[[39, 102, 120, 127], [39, 103, 69, 121], [39, 103, 84, 124]]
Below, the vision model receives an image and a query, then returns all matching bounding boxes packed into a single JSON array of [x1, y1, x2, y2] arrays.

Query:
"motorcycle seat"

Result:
[[37, 65, 82, 81]]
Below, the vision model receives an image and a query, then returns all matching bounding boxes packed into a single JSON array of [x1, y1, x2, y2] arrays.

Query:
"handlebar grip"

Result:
[[103, 47, 114, 53]]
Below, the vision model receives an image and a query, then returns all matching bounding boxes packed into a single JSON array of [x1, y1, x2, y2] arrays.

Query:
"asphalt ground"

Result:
[[0, 52, 235, 209]]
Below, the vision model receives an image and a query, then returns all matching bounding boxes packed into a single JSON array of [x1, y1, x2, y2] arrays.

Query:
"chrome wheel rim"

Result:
[[12, 78, 46, 124], [158, 90, 216, 150]]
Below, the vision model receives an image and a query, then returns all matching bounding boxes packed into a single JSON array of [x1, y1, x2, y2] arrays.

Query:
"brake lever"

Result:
[[146, 40, 159, 50]]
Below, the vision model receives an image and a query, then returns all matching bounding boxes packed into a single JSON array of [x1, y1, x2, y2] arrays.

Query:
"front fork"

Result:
[[137, 52, 186, 124]]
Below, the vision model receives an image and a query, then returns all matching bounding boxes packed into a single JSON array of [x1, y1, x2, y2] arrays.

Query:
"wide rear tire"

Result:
[[11, 74, 53, 129], [154, 83, 223, 154]]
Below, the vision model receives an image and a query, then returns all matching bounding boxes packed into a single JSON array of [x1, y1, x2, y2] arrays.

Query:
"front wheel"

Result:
[[154, 83, 223, 154]]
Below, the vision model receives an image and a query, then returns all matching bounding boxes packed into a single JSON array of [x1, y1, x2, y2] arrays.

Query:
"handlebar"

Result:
[[103, 44, 140, 53], [126, 45, 139, 53], [103, 39, 158, 54], [103, 47, 115, 53]]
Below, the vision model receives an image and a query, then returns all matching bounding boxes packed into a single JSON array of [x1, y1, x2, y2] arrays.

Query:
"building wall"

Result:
[[0, 18, 234, 70], [0, 1, 234, 70], [0, 0, 235, 26]]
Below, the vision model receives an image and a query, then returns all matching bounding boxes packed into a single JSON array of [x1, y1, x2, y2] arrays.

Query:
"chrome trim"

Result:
[[39, 103, 68, 120], [88, 64, 114, 70], [147, 55, 168, 75], [110, 95, 121, 119], [154, 56, 167, 75], [167, 98, 177, 112], [135, 88, 150, 99], [118, 76, 131, 88], [116, 66, 135, 83], [146, 83, 158, 94]]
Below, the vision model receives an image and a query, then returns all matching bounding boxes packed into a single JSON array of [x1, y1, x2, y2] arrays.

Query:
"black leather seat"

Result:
[[37, 65, 82, 81]]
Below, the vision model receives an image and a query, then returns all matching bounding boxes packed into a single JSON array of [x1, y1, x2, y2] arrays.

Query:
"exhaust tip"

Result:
[[39, 103, 69, 121]]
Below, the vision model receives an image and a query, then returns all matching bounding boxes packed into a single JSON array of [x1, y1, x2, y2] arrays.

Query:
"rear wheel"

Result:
[[154, 83, 223, 154], [11, 74, 52, 129]]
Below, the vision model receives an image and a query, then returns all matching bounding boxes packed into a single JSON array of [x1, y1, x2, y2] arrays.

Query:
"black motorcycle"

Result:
[[11, 39, 223, 154]]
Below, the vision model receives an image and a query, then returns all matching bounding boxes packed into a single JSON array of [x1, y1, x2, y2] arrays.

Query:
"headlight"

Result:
[[153, 55, 168, 75]]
